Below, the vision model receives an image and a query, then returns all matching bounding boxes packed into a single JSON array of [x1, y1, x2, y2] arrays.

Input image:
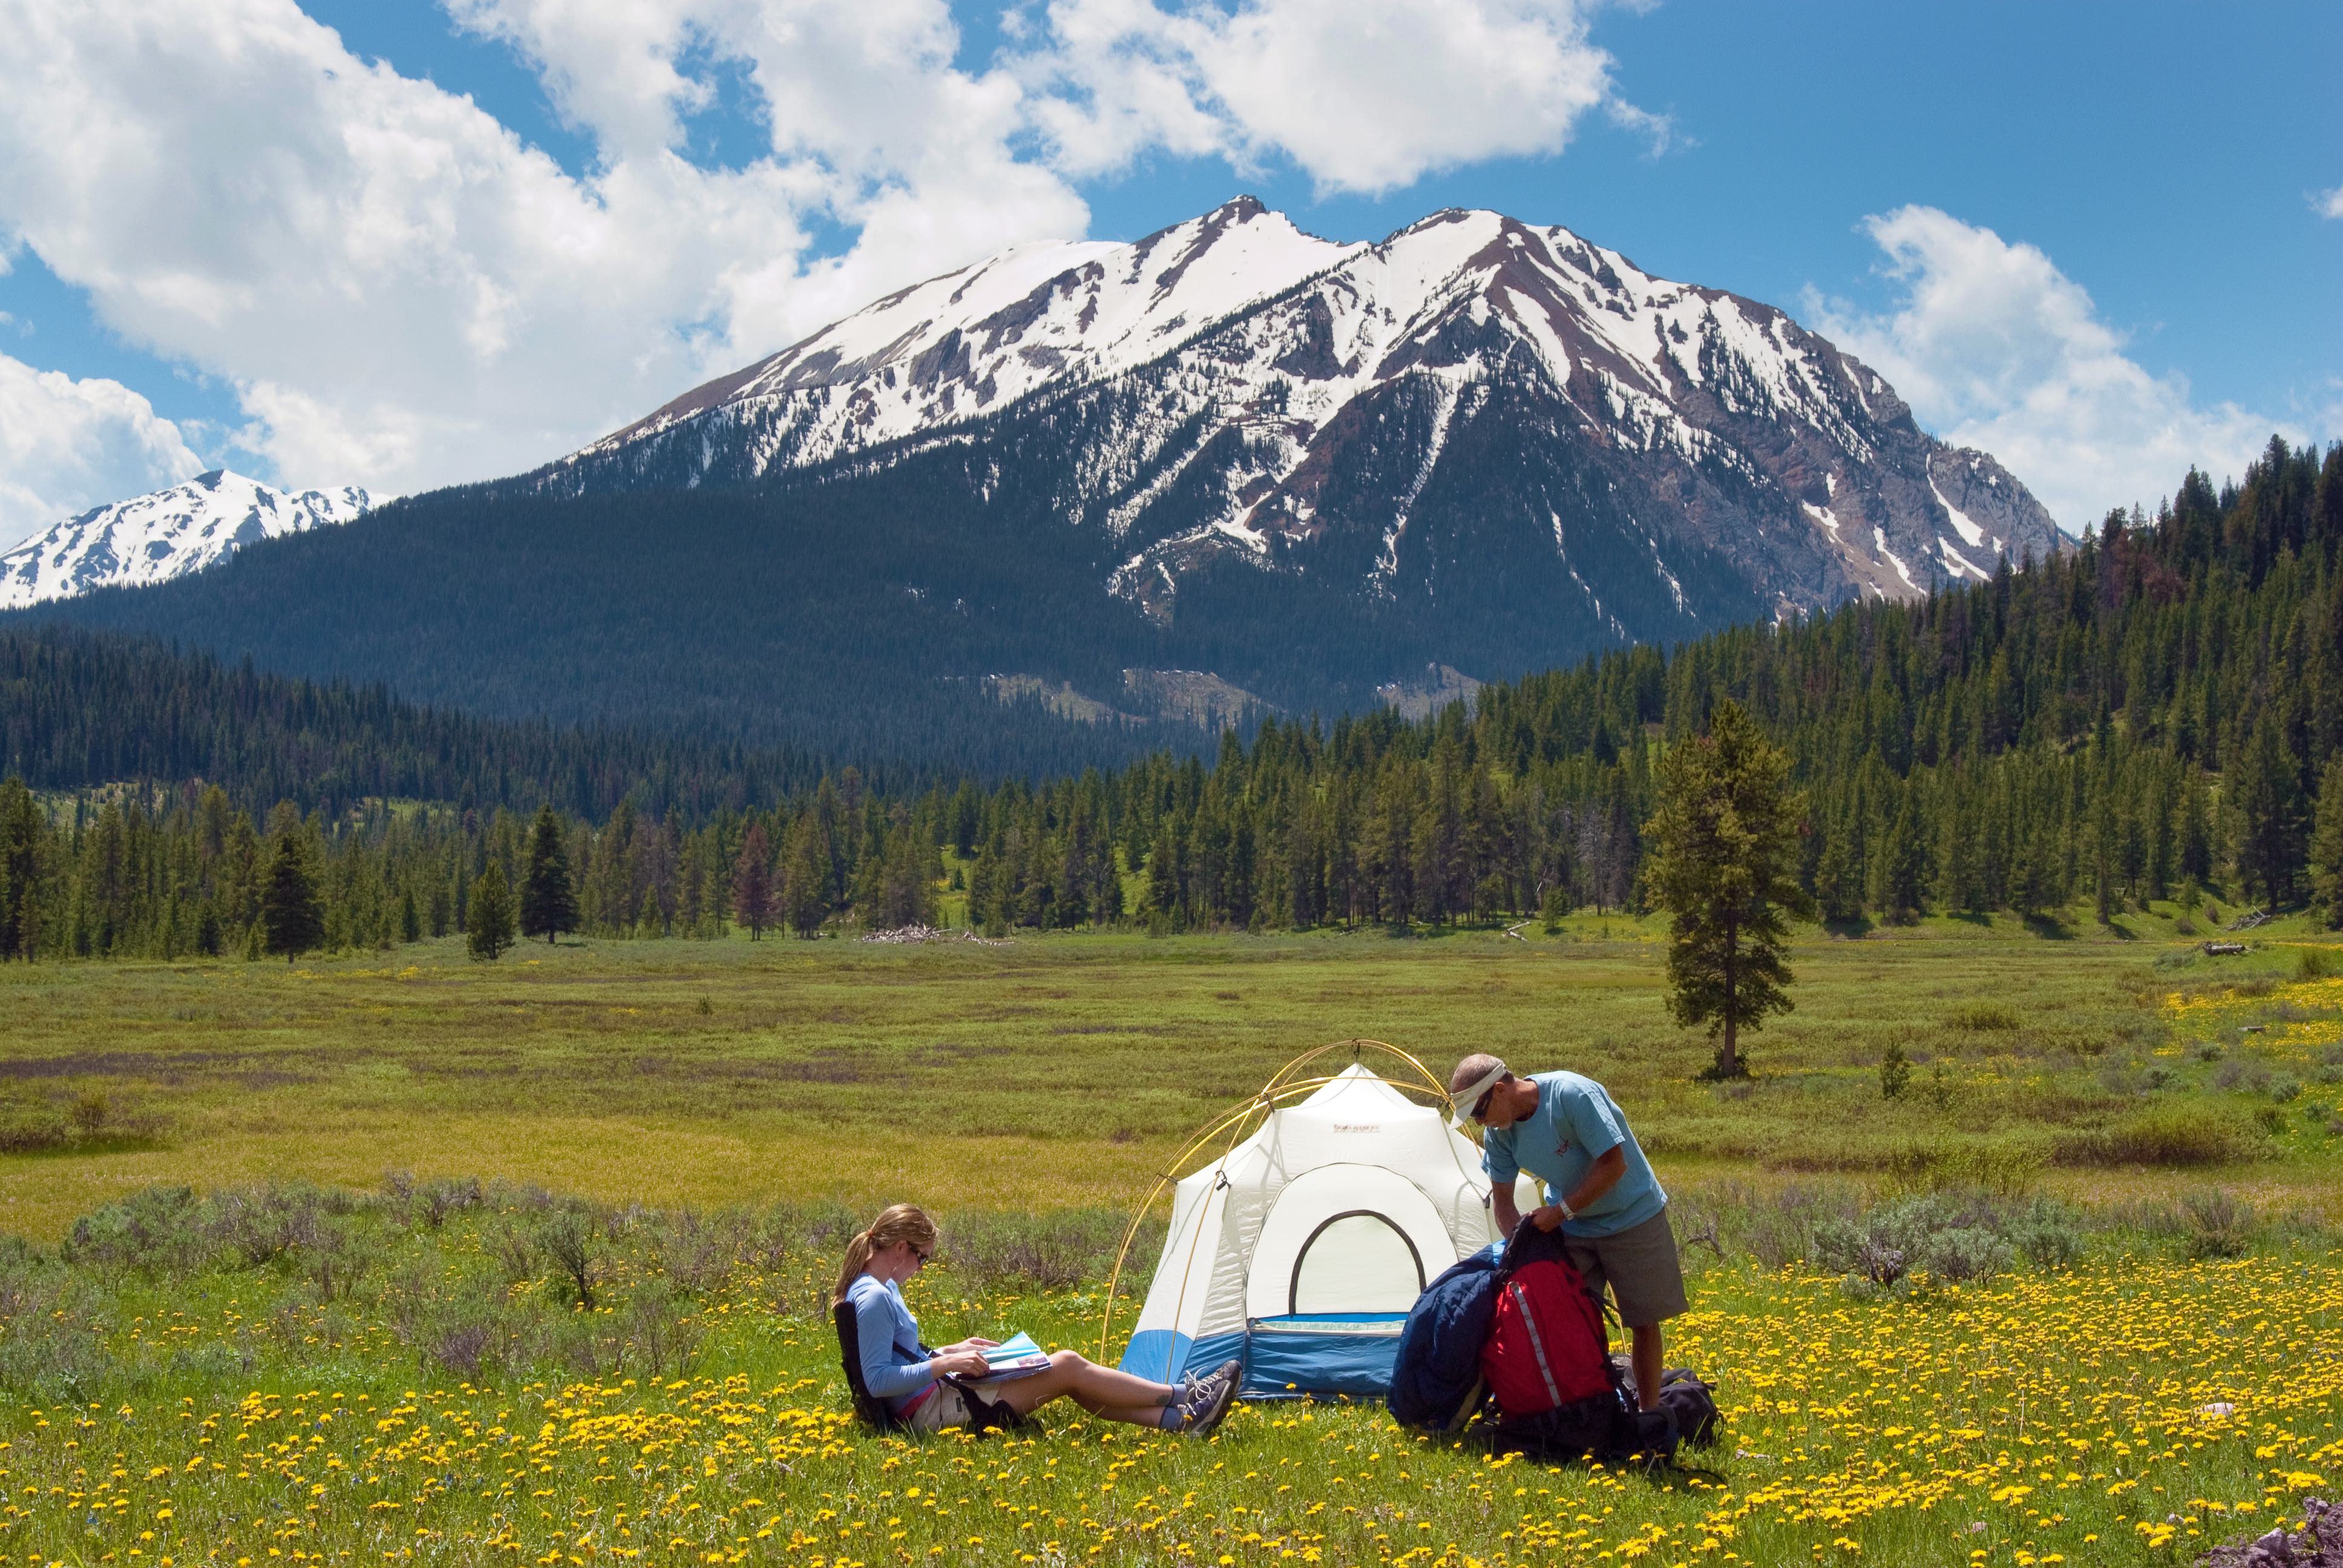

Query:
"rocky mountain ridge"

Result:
[[542, 197, 2066, 636], [1, 471, 373, 609]]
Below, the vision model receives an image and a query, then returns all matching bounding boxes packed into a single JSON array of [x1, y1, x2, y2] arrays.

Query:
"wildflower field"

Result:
[[6, 923, 2343, 1565], [0, 1183, 2338, 1568]]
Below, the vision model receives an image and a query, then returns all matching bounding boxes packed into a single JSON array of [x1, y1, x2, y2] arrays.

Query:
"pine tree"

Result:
[[1642, 701, 1814, 1080], [733, 822, 777, 940], [782, 815, 828, 938], [2310, 759, 2343, 929], [1814, 812, 1864, 924], [260, 829, 325, 963], [1879, 786, 1928, 925], [2233, 714, 2305, 912], [520, 803, 580, 944], [0, 776, 39, 961], [467, 861, 517, 961]]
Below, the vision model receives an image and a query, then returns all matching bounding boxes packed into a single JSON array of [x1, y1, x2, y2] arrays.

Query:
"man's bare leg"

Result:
[[1631, 1324, 1662, 1412]]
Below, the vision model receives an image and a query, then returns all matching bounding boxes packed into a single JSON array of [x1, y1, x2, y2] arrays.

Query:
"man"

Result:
[[1447, 1052, 1685, 1412]]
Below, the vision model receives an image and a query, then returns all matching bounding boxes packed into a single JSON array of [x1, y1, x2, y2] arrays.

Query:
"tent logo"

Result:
[[1332, 1123, 1381, 1133]]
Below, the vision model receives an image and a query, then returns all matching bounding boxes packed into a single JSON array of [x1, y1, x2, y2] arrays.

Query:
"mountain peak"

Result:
[[2, 470, 373, 609], [541, 197, 2063, 629]]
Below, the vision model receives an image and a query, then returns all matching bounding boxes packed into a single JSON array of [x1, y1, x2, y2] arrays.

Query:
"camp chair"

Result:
[[833, 1298, 1035, 1437]]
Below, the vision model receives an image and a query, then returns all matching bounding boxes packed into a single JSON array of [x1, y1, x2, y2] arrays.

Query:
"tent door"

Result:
[[1288, 1210, 1425, 1315]]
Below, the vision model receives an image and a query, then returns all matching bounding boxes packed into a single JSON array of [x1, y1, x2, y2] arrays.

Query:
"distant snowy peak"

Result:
[[0, 470, 373, 609]]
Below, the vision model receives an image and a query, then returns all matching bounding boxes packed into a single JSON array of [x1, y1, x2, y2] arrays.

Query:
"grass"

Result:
[[5, 910, 2343, 1564], [4, 913, 2343, 1240], [0, 1184, 2337, 1567]]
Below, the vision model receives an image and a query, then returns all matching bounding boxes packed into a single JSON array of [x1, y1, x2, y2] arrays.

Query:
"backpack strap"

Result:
[[1445, 1374, 1488, 1434]]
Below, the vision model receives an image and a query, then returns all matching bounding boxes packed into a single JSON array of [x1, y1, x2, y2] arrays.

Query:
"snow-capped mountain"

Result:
[[545, 197, 2064, 630], [20, 200, 2069, 760], [1, 471, 374, 609]]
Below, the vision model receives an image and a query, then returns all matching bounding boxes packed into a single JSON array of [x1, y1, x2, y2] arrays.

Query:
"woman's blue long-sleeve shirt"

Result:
[[845, 1273, 934, 1411]]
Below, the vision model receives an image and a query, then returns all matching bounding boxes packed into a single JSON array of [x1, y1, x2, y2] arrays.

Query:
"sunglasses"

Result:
[[1469, 1086, 1498, 1123], [907, 1244, 932, 1267]]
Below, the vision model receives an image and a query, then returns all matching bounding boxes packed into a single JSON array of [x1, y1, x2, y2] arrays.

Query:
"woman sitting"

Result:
[[836, 1204, 1240, 1436]]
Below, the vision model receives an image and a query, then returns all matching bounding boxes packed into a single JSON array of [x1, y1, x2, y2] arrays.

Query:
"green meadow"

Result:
[[4, 915, 2343, 1566]]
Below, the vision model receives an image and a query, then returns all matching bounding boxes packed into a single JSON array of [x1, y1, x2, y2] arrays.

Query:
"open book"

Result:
[[961, 1332, 1050, 1385]]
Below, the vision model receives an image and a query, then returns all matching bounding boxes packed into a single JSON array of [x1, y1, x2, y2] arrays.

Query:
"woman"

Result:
[[836, 1204, 1240, 1436]]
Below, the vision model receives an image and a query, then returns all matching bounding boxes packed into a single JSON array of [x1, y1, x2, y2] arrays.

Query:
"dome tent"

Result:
[[1104, 1042, 1535, 1399]]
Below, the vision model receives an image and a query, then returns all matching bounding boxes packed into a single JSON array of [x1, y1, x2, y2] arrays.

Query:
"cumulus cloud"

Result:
[[0, 354, 205, 550], [1808, 206, 2299, 534], [0, 0, 1089, 497], [2319, 183, 2343, 220], [0, 0, 1644, 503], [1021, 0, 1628, 194]]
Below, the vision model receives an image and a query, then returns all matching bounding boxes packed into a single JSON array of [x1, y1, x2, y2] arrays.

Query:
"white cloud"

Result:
[[1021, 0, 1628, 194], [1808, 206, 2302, 533], [0, 0, 1642, 501], [2319, 183, 2343, 220], [0, 0, 1093, 497], [0, 354, 205, 550]]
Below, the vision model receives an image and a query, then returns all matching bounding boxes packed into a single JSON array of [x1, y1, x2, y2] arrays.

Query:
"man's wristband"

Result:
[[1555, 1201, 1575, 1223]]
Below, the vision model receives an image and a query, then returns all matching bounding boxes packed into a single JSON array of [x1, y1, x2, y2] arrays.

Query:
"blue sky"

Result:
[[1, 0, 2335, 549]]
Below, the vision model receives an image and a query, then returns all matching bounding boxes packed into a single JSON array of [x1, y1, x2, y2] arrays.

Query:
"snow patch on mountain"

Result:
[[0, 471, 373, 609]]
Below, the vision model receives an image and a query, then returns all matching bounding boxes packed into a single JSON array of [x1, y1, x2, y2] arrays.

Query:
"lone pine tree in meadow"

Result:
[[468, 860, 518, 961], [733, 822, 777, 940], [1642, 700, 1814, 1080], [260, 829, 325, 964], [520, 803, 580, 944]]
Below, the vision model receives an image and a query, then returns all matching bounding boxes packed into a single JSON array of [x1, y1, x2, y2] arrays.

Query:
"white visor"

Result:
[[1448, 1062, 1507, 1130]]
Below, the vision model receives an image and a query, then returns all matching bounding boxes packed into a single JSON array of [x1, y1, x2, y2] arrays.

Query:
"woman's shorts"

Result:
[[906, 1383, 975, 1434], [1562, 1208, 1689, 1328]]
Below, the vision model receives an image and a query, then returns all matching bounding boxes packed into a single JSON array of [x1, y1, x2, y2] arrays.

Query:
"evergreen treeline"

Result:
[[4, 437, 2340, 963], [0, 622, 1124, 820]]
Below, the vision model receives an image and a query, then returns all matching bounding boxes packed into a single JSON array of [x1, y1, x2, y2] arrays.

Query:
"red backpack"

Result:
[[1479, 1255, 1614, 1417]]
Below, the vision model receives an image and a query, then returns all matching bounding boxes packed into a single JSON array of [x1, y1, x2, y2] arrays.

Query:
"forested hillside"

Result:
[[5, 480, 1189, 773], [2, 437, 2338, 962], [0, 623, 1159, 820]]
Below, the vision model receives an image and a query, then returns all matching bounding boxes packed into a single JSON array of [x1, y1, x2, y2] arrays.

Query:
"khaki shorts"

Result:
[[1564, 1208, 1688, 1329], [905, 1383, 975, 1434]]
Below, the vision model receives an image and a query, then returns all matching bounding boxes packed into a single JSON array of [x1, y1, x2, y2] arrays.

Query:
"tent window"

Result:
[[1288, 1210, 1426, 1316]]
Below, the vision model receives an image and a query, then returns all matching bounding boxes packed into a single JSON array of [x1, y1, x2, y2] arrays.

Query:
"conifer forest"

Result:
[[3, 436, 2340, 962]]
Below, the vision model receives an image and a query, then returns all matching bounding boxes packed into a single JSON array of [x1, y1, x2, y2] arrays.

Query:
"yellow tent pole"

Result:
[[1093, 1038, 1460, 1365]]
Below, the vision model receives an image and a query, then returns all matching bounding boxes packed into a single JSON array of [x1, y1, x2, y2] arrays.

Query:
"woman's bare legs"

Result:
[[997, 1351, 1184, 1427]]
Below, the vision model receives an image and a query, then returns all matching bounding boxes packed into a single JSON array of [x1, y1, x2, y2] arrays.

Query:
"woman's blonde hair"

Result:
[[833, 1203, 940, 1307]]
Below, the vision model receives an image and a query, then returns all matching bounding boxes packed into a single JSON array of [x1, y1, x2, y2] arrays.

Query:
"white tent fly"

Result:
[[1109, 1048, 1536, 1398]]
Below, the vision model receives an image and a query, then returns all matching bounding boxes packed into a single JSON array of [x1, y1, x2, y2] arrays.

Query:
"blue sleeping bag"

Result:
[[1386, 1241, 1504, 1431]]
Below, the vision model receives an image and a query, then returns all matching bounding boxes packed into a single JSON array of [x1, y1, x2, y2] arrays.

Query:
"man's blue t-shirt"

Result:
[[1480, 1070, 1666, 1238]]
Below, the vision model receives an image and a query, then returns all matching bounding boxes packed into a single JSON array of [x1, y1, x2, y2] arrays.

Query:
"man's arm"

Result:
[[1492, 1183, 1523, 1239], [1526, 1145, 1627, 1232]]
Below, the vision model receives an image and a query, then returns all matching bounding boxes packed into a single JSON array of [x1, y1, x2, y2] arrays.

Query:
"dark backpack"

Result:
[[1657, 1368, 1720, 1448], [833, 1299, 1032, 1437], [1387, 1244, 1505, 1432]]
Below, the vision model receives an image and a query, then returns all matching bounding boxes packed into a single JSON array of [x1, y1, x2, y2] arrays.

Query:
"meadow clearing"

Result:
[[5, 912, 2343, 1566]]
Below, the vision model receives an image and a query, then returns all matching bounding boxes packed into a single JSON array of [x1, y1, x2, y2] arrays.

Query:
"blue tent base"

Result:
[[1119, 1315, 1409, 1400]]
